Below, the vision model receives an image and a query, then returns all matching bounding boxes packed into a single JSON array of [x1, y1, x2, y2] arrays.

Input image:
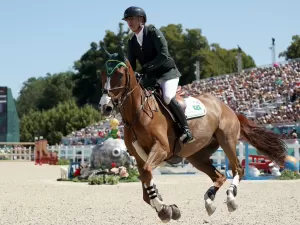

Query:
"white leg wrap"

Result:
[[226, 173, 239, 212], [231, 174, 239, 188], [228, 174, 239, 199], [144, 179, 164, 212]]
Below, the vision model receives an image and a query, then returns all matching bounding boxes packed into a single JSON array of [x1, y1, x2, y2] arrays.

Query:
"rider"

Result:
[[122, 6, 194, 144]]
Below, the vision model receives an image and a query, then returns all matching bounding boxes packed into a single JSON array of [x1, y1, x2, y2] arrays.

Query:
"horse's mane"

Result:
[[124, 59, 148, 92], [125, 59, 136, 77]]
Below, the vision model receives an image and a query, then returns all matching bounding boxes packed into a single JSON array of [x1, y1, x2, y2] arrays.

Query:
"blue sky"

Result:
[[1, 0, 299, 98]]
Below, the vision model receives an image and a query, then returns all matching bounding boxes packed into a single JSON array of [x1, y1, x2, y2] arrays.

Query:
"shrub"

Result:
[[57, 159, 70, 165], [276, 169, 300, 180]]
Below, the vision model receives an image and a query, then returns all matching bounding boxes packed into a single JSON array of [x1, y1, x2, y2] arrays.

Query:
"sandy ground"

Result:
[[0, 162, 300, 225]]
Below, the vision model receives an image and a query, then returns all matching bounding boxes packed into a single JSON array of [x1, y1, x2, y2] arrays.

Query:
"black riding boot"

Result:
[[168, 98, 195, 144]]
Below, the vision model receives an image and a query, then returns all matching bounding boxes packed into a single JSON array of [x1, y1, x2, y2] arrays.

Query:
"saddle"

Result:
[[144, 83, 187, 123]]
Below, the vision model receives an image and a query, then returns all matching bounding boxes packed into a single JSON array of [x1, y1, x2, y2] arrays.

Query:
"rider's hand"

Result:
[[140, 64, 148, 74], [135, 72, 143, 79]]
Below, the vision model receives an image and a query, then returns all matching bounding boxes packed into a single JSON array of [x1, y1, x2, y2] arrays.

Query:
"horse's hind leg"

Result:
[[215, 129, 244, 213], [186, 141, 226, 216]]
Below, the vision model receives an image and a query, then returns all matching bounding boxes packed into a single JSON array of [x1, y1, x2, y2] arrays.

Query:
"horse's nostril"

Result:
[[105, 106, 113, 112]]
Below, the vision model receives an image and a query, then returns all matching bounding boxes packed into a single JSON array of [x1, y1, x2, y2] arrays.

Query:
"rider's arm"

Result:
[[127, 39, 136, 71], [142, 25, 169, 73]]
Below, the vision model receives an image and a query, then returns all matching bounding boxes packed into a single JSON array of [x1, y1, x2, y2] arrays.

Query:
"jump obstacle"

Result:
[[34, 140, 58, 165], [224, 143, 275, 180], [223, 141, 300, 180]]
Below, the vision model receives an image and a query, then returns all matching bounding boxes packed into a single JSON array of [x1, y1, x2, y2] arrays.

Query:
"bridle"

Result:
[[103, 59, 140, 107], [102, 58, 157, 141]]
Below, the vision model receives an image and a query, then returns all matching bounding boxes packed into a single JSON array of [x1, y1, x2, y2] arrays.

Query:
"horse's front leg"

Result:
[[139, 140, 181, 223], [136, 164, 157, 205]]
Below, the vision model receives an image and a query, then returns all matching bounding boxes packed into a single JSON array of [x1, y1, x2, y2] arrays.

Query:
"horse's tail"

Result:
[[236, 113, 288, 166]]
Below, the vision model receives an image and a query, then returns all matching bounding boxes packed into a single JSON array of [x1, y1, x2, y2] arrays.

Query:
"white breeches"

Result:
[[157, 77, 179, 105]]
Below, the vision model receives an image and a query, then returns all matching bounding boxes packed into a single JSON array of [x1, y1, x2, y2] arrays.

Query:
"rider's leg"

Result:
[[157, 77, 195, 144]]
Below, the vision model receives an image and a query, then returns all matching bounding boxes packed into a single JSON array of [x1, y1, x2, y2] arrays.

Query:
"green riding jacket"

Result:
[[127, 25, 181, 82]]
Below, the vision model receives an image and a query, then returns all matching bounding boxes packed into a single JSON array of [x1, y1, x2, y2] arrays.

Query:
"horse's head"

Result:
[[99, 43, 136, 117]]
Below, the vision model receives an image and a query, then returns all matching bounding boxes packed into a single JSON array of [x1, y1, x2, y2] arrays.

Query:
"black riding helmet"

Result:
[[122, 6, 147, 22]]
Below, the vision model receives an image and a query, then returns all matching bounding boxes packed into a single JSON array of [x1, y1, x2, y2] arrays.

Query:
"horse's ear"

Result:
[[117, 43, 126, 61]]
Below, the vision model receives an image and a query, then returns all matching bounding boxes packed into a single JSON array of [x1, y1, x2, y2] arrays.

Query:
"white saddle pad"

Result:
[[184, 96, 207, 119]]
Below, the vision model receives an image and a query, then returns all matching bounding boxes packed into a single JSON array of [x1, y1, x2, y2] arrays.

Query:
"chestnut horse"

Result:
[[99, 47, 287, 222]]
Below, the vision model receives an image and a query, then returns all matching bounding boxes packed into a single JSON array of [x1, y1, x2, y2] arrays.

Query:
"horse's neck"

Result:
[[121, 84, 144, 125]]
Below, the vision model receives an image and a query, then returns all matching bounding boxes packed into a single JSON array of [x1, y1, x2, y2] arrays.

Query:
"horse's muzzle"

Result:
[[102, 101, 114, 117]]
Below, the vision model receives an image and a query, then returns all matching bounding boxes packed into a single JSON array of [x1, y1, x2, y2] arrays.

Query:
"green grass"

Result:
[[56, 159, 70, 165], [276, 169, 300, 180]]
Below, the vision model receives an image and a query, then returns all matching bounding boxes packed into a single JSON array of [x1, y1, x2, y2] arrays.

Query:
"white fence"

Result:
[[2, 140, 299, 166], [50, 140, 300, 166], [48, 145, 95, 163], [0, 147, 35, 161]]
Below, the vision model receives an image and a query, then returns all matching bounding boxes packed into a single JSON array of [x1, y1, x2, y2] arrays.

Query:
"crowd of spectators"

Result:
[[182, 60, 300, 122], [62, 59, 300, 145], [60, 118, 124, 146]]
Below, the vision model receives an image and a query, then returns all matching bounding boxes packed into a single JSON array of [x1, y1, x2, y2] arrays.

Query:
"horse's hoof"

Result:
[[227, 199, 238, 212], [157, 205, 172, 223], [205, 200, 216, 216], [170, 204, 181, 220]]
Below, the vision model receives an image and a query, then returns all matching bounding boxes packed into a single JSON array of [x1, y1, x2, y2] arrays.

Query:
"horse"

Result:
[[98, 46, 288, 223]]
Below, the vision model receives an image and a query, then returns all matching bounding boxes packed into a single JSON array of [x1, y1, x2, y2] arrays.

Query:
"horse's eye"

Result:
[[117, 72, 124, 80]]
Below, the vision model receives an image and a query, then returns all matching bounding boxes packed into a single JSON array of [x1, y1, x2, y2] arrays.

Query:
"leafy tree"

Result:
[[20, 100, 101, 144], [38, 72, 75, 111], [198, 44, 256, 79], [159, 24, 255, 84], [279, 35, 300, 60], [16, 77, 46, 118], [16, 72, 75, 118]]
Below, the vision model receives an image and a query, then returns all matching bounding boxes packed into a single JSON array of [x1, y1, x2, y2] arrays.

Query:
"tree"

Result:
[[20, 100, 101, 145], [16, 72, 75, 118], [279, 35, 300, 60], [16, 77, 46, 118]]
